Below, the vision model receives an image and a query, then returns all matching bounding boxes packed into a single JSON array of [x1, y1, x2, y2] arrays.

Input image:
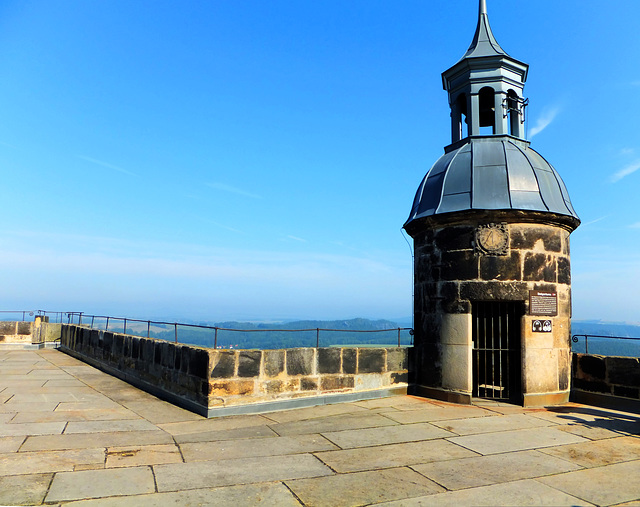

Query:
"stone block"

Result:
[[578, 355, 606, 380], [153, 342, 163, 366], [386, 348, 408, 372], [606, 357, 640, 386], [209, 349, 236, 379], [573, 378, 610, 394], [391, 372, 409, 384], [208, 380, 254, 396], [130, 337, 140, 359], [237, 351, 261, 378], [442, 344, 471, 392], [480, 251, 521, 281], [558, 350, 570, 391], [413, 342, 442, 387], [189, 348, 210, 379], [318, 348, 341, 374], [557, 256, 571, 285], [459, 281, 528, 302], [142, 340, 154, 366], [523, 348, 558, 394], [263, 380, 284, 394], [613, 385, 640, 399], [300, 377, 318, 391], [17, 322, 31, 335], [440, 313, 471, 346], [355, 374, 385, 390], [358, 349, 385, 373], [0, 322, 15, 335], [434, 226, 475, 251], [342, 349, 357, 374], [286, 349, 315, 376], [523, 253, 557, 283], [510, 226, 562, 252], [441, 250, 479, 281], [180, 347, 189, 374], [173, 345, 181, 370], [123, 336, 132, 358], [320, 376, 354, 391], [264, 350, 285, 377], [113, 334, 124, 357], [103, 332, 114, 354], [90, 329, 100, 349]]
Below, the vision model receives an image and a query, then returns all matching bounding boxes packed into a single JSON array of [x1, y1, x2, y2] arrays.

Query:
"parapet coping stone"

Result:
[[571, 389, 640, 415]]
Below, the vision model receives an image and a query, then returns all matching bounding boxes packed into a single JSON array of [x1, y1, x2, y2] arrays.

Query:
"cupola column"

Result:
[[469, 93, 481, 136], [451, 99, 462, 143], [494, 91, 508, 135]]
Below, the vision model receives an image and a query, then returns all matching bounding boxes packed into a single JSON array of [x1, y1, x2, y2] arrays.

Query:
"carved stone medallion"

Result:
[[475, 222, 509, 256]]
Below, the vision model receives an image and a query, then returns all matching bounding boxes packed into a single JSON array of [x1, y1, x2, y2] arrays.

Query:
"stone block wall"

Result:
[[407, 211, 575, 405], [572, 353, 640, 400], [0, 319, 62, 346], [60, 324, 409, 417]]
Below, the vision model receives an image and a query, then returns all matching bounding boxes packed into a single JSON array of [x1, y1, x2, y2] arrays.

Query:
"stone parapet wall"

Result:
[[59, 324, 409, 417], [0, 319, 62, 347], [572, 353, 640, 400]]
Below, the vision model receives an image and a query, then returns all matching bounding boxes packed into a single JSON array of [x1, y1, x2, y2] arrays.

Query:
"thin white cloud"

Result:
[[205, 182, 261, 199], [285, 235, 307, 243], [580, 215, 609, 227], [620, 148, 635, 156], [611, 160, 640, 183], [77, 155, 137, 177], [529, 106, 560, 138], [630, 222, 640, 229]]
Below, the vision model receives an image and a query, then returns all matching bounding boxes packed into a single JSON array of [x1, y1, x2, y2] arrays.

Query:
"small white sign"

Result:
[[532, 320, 552, 333]]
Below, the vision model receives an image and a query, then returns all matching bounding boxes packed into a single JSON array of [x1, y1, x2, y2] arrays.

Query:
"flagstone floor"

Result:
[[1, 348, 640, 506]]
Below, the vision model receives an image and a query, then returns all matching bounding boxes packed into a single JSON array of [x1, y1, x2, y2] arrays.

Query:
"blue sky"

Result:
[[0, 0, 638, 323]]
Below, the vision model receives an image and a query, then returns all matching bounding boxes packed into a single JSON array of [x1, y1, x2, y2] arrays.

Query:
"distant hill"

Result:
[[149, 317, 413, 350]]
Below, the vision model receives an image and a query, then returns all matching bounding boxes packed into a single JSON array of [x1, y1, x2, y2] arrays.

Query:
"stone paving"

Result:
[[1, 349, 640, 506]]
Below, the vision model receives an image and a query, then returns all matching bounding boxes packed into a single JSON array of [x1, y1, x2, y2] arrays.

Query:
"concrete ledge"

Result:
[[410, 384, 472, 405], [523, 391, 570, 408], [570, 389, 640, 415], [0, 342, 60, 351], [206, 385, 408, 418]]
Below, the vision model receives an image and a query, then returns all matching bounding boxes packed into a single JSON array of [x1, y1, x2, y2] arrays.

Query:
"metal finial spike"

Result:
[[480, 0, 487, 16]]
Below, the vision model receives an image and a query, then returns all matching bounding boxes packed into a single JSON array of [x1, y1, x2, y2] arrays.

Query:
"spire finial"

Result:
[[480, 0, 487, 16]]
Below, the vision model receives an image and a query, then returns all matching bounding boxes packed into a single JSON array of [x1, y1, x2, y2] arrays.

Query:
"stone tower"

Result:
[[404, 0, 580, 407]]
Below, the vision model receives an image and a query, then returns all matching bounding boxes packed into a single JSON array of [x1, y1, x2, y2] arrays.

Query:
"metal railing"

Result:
[[572, 334, 640, 358], [58, 312, 413, 349], [0, 310, 37, 321]]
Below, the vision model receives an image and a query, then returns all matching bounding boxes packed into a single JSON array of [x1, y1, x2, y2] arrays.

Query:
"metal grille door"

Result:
[[472, 301, 522, 401]]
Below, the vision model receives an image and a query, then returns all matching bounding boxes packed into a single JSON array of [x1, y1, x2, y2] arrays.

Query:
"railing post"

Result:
[[174, 323, 178, 343], [214, 327, 218, 349], [316, 328, 320, 348], [79, 312, 83, 325], [105, 317, 109, 331], [586, 336, 589, 355], [123, 318, 127, 335], [22, 311, 25, 322], [398, 328, 401, 347], [147, 321, 150, 338], [91, 316, 95, 329]]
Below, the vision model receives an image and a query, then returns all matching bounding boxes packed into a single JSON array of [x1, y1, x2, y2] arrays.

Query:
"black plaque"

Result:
[[529, 290, 557, 316]]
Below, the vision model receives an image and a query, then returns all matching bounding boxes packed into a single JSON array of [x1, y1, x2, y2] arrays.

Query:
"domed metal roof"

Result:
[[405, 137, 579, 226]]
